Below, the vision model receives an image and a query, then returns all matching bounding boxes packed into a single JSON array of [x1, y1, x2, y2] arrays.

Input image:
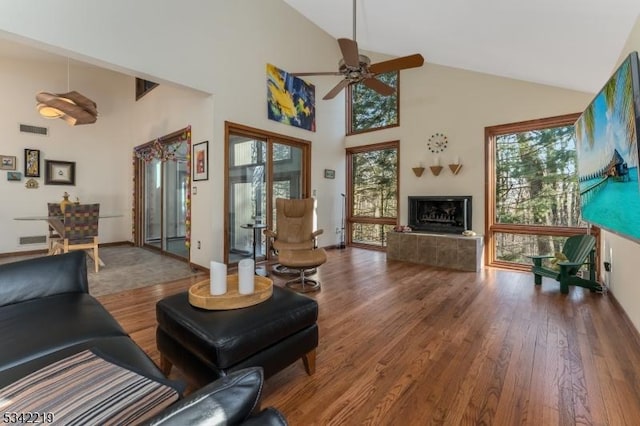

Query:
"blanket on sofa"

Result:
[[0, 349, 179, 425]]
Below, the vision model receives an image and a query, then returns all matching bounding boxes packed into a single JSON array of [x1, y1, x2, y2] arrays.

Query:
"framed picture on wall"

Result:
[[193, 141, 209, 181], [45, 160, 76, 185], [7, 171, 21, 181], [24, 149, 40, 177], [0, 155, 16, 170]]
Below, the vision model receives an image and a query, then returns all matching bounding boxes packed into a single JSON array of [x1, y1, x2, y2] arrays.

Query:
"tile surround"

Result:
[[387, 232, 483, 271]]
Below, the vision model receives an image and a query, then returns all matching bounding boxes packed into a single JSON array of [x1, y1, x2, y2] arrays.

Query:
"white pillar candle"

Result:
[[238, 259, 255, 294], [454, 155, 460, 164], [210, 261, 227, 295], [434, 156, 440, 166]]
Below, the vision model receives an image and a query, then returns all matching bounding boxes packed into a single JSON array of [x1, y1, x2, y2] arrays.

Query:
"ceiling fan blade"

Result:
[[369, 54, 425, 74], [323, 79, 351, 100], [291, 71, 343, 77], [362, 77, 396, 96], [338, 38, 360, 68]]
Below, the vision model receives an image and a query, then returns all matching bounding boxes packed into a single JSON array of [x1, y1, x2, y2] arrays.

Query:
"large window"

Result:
[[486, 114, 596, 270], [346, 141, 399, 248], [347, 72, 399, 135]]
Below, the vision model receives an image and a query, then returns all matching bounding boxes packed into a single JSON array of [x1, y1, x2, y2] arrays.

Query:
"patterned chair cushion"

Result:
[[63, 203, 100, 242]]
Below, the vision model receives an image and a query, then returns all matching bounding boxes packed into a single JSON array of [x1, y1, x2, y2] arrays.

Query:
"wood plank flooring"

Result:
[[97, 248, 640, 425]]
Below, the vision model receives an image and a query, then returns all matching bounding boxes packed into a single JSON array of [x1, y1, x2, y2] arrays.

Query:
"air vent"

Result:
[[19, 123, 48, 136], [19, 235, 47, 245]]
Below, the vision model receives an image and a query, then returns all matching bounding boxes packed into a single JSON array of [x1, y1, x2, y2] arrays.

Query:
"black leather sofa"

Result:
[[0, 251, 287, 425]]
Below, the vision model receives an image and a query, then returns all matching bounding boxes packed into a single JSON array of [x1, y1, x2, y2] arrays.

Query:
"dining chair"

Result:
[[52, 203, 101, 272], [47, 203, 63, 255]]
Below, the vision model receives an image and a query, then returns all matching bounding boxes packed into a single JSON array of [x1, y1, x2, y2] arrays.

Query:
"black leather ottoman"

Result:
[[156, 286, 318, 388]]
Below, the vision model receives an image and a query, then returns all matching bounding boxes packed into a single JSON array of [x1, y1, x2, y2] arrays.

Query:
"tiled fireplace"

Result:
[[386, 232, 482, 272], [388, 195, 481, 271]]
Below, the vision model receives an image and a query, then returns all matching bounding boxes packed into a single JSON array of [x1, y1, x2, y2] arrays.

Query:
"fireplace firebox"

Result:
[[408, 196, 472, 234]]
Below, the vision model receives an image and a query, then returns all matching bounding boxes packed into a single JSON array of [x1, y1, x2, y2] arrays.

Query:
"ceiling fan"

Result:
[[292, 0, 425, 100]]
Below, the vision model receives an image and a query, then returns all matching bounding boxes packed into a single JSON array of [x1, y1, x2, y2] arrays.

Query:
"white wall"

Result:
[[0, 56, 133, 252], [0, 53, 213, 255], [0, 0, 346, 267], [601, 15, 640, 332], [127, 82, 213, 267]]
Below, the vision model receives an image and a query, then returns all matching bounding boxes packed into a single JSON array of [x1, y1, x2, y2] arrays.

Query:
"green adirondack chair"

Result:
[[528, 234, 602, 294]]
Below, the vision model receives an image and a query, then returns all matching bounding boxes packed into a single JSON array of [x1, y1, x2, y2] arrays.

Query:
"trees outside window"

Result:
[[485, 114, 597, 270], [346, 141, 399, 248], [347, 72, 399, 134]]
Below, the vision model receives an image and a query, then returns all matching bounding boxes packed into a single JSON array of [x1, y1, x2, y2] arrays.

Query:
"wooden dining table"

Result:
[[14, 214, 123, 266]]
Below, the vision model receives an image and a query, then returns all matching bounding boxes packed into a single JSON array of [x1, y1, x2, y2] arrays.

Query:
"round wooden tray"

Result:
[[188, 274, 273, 310]]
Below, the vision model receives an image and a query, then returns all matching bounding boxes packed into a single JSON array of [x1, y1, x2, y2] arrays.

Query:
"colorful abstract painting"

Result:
[[267, 63, 316, 132]]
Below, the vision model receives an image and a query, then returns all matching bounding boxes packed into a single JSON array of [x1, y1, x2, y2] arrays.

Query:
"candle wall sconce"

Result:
[[430, 165, 443, 176], [448, 164, 463, 175], [412, 166, 425, 177]]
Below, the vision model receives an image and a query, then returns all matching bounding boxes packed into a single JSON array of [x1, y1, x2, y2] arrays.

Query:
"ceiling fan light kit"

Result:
[[291, 0, 425, 100]]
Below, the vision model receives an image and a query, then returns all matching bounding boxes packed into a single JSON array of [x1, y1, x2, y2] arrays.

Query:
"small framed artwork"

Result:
[[7, 171, 22, 181], [324, 169, 335, 179], [24, 149, 40, 177], [45, 160, 76, 185], [1, 155, 16, 170], [193, 141, 209, 181]]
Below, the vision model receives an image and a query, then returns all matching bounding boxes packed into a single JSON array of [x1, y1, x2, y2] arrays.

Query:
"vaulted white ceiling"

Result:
[[283, 0, 640, 93]]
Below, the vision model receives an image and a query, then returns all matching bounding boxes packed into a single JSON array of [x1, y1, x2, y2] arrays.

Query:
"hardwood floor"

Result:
[[98, 247, 640, 425]]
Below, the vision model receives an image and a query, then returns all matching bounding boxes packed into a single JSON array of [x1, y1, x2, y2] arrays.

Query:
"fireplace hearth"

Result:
[[408, 196, 472, 234]]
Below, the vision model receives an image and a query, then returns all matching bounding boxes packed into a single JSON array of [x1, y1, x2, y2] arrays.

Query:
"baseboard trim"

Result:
[[322, 244, 348, 251], [0, 241, 134, 259], [189, 262, 208, 273], [0, 248, 47, 258], [101, 241, 134, 247], [608, 290, 640, 350]]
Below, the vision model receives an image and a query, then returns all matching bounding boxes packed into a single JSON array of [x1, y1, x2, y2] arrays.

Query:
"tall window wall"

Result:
[[346, 141, 399, 248], [485, 113, 597, 270], [347, 72, 399, 135]]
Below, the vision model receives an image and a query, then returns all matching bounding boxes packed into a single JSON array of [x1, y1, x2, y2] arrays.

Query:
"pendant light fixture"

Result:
[[35, 59, 98, 126]]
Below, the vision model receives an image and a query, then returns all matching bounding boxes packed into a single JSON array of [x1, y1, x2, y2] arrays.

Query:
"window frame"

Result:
[[346, 140, 400, 250], [484, 113, 599, 271], [346, 72, 400, 136], [224, 121, 311, 265]]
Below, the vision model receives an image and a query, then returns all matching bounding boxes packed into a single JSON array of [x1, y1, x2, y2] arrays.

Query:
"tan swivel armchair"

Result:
[[264, 198, 326, 293]]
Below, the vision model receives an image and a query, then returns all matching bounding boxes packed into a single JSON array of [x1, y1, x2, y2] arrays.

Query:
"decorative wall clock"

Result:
[[428, 133, 448, 153]]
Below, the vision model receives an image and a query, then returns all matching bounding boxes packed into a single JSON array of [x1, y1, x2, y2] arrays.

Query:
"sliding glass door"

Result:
[[228, 135, 267, 264], [225, 122, 310, 266], [134, 127, 191, 261], [143, 141, 189, 258]]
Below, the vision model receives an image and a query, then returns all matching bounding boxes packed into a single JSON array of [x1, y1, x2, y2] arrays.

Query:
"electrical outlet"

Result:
[[197, 241, 201, 249], [335, 227, 341, 234]]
